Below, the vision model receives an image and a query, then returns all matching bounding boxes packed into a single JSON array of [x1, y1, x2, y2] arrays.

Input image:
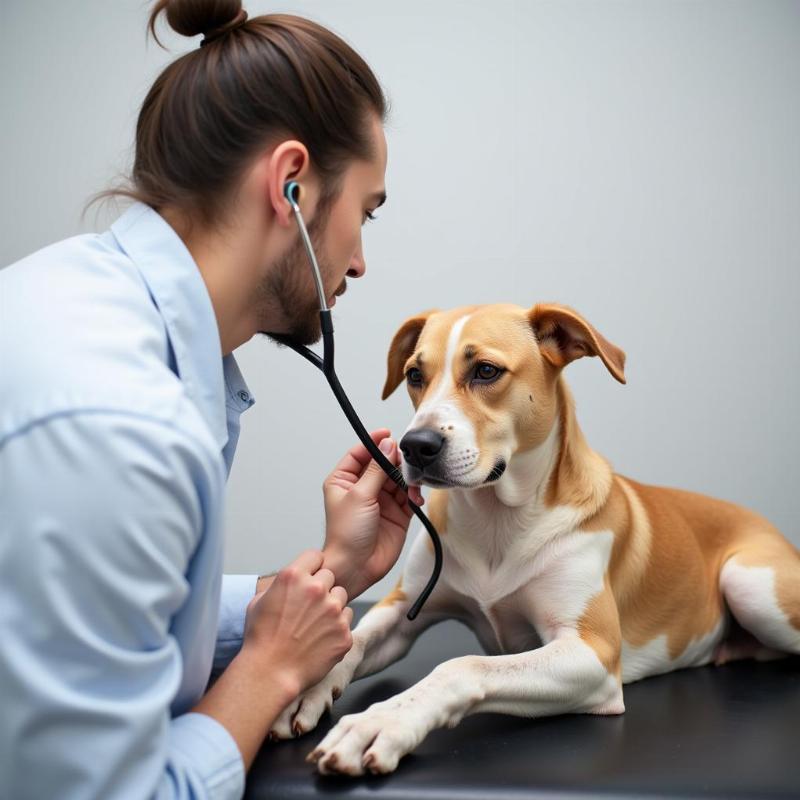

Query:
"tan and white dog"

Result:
[[272, 302, 800, 775]]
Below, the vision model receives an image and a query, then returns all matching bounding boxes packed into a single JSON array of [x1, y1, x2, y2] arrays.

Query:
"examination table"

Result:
[[246, 602, 800, 799]]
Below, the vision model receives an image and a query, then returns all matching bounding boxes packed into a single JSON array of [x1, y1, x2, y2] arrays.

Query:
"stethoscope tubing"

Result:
[[268, 182, 443, 621]]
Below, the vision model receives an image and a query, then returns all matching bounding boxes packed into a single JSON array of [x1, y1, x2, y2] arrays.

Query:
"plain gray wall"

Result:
[[2, 1, 798, 602]]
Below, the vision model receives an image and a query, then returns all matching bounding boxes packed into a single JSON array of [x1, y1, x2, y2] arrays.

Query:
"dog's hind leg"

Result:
[[719, 533, 800, 658]]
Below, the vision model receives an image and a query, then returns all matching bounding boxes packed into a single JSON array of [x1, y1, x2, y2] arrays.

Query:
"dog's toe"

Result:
[[271, 698, 301, 740]]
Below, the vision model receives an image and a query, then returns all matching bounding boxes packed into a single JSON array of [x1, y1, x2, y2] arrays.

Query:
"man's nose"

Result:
[[347, 239, 365, 278], [399, 429, 446, 470]]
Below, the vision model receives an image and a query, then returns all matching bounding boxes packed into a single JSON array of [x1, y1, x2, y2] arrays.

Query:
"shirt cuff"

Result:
[[169, 712, 244, 800], [214, 574, 258, 670]]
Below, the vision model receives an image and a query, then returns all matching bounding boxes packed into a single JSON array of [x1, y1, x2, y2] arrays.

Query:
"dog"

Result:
[[271, 302, 800, 775]]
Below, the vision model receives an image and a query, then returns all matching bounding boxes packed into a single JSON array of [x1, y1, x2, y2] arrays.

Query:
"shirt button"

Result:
[[238, 390, 250, 403]]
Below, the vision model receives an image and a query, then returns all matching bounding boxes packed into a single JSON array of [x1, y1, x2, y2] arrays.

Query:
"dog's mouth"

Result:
[[406, 459, 507, 489], [484, 459, 507, 483]]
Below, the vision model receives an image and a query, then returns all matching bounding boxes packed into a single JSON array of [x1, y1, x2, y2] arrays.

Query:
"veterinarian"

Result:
[[0, 3, 420, 798]]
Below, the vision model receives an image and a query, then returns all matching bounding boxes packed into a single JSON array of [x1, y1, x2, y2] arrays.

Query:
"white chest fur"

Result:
[[438, 494, 614, 652]]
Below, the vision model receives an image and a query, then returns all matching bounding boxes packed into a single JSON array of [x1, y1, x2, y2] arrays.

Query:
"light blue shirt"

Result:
[[0, 202, 262, 799]]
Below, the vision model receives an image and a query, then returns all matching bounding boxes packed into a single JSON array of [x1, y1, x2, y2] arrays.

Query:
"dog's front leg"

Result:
[[309, 636, 623, 775], [271, 532, 446, 739]]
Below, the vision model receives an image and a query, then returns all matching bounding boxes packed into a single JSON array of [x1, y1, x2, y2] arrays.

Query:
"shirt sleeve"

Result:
[[0, 411, 244, 800], [215, 574, 258, 671]]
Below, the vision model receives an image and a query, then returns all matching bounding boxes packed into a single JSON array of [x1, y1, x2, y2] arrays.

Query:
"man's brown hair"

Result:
[[91, 0, 387, 224]]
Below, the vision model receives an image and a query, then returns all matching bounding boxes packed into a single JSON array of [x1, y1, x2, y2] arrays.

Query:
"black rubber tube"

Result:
[[268, 310, 443, 620]]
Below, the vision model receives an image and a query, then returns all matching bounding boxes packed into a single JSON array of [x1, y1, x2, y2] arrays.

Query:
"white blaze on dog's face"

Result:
[[382, 303, 626, 490]]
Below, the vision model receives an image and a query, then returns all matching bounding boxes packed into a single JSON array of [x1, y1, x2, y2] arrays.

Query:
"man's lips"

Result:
[[328, 285, 346, 307]]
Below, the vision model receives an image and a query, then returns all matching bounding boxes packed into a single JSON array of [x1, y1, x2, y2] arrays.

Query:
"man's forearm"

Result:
[[193, 652, 298, 770]]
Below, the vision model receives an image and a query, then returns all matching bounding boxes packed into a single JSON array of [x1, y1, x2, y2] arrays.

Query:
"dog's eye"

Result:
[[473, 363, 502, 383], [406, 367, 423, 386]]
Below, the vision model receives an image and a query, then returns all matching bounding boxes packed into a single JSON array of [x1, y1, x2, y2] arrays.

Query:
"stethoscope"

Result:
[[266, 180, 442, 621]]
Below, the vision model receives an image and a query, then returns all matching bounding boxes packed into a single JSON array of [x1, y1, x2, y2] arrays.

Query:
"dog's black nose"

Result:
[[399, 429, 446, 470]]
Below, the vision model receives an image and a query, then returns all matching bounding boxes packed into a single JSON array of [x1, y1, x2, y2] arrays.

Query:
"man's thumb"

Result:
[[356, 438, 395, 496]]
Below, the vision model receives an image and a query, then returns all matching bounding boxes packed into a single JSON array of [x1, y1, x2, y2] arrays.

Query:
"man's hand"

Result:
[[322, 428, 423, 600], [194, 550, 352, 769], [241, 549, 353, 691]]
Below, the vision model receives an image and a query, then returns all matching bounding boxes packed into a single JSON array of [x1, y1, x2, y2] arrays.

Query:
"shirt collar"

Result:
[[223, 353, 255, 413], [110, 202, 253, 451]]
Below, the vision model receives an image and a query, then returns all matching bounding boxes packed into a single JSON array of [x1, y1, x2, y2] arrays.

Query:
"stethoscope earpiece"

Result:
[[283, 180, 301, 206]]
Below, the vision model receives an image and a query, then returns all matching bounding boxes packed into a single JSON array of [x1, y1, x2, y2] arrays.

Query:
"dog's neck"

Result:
[[537, 378, 612, 516], [449, 378, 612, 526]]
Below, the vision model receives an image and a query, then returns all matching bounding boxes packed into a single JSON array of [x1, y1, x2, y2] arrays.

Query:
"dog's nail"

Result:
[[363, 753, 377, 773]]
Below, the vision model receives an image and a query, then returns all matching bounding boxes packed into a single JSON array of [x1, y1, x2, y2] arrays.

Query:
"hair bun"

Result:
[[149, 0, 244, 41]]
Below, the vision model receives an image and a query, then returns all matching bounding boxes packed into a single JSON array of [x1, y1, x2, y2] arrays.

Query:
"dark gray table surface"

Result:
[[246, 602, 800, 799]]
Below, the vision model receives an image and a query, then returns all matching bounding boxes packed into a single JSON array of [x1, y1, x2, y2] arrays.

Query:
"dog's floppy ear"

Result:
[[382, 310, 438, 400], [528, 303, 626, 384]]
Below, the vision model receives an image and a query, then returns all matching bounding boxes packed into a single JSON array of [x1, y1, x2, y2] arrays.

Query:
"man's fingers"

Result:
[[329, 429, 392, 477], [314, 568, 336, 592], [355, 438, 402, 498], [329, 585, 348, 610], [378, 489, 413, 527], [397, 483, 424, 506], [350, 430, 393, 471], [291, 549, 325, 574]]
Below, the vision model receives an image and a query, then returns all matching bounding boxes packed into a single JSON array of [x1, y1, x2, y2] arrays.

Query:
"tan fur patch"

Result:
[[577, 579, 622, 677], [583, 477, 650, 611], [373, 579, 407, 609], [422, 489, 449, 553], [382, 310, 438, 400], [545, 379, 613, 515], [529, 303, 626, 384], [403, 306, 480, 411], [608, 478, 737, 659]]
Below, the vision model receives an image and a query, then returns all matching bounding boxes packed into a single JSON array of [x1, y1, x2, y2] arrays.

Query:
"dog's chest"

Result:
[[440, 506, 614, 653]]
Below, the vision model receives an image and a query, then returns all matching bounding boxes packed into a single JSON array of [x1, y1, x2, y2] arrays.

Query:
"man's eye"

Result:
[[473, 363, 502, 382], [406, 367, 423, 385], [363, 210, 378, 224]]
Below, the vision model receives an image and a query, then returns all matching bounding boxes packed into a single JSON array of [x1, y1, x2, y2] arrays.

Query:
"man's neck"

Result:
[[159, 205, 265, 356]]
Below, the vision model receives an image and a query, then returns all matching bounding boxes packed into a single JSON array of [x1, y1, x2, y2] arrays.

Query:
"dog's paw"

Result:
[[270, 671, 346, 740], [307, 701, 422, 776]]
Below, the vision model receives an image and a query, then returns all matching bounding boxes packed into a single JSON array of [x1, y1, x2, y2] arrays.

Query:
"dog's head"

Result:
[[382, 303, 626, 490]]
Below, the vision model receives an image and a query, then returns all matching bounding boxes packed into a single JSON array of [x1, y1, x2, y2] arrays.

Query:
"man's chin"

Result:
[[261, 313, 322, 348]]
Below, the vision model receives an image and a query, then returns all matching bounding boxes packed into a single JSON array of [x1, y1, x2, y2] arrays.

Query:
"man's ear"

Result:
[[382, 310, 438, 400], [528, 303, 626, 384]]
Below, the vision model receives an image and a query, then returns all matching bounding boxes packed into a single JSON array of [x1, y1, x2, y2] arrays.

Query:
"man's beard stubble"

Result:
[[258, 193, 346, 347]]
